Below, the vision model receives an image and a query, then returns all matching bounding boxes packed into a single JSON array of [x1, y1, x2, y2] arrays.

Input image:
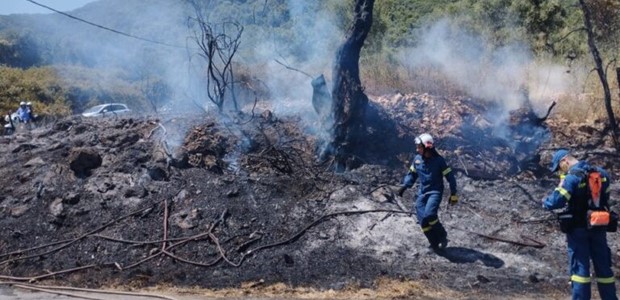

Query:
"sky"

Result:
[[0, 0, 96, 15]]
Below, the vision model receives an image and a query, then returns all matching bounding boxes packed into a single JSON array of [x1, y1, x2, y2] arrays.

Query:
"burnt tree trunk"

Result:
[[579, 0, 618, 146], [617, 67, 620, 100], [329, 0, 374, 171]]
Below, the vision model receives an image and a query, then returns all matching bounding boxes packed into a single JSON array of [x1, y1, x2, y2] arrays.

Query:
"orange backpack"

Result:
[[583, 170, 617, 229], [570, 168, 613, 229], [587, 171, 603, 208]]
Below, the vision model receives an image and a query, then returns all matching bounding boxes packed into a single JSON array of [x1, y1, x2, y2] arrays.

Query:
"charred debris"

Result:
[[0, 92, 618, 295]]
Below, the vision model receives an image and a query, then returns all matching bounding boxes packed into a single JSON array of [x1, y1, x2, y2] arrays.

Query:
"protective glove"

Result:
[[397, 186, 406, 197], [449, 194, 459, 205]]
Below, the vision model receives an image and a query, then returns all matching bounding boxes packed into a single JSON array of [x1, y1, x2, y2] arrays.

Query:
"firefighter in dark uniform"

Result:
[[543, 149, 617, 300], [398, 133, 458, 250]]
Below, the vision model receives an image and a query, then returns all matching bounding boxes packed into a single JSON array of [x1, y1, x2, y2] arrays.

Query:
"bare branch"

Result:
[[188, 14, 244, 112], [274, 59, 313, 79]]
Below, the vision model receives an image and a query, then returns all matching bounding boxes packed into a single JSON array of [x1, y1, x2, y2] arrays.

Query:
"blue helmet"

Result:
[[549, 149, 569, 172]]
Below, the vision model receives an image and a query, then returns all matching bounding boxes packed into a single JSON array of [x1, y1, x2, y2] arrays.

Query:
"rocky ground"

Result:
[[0, 93, 618, 299]]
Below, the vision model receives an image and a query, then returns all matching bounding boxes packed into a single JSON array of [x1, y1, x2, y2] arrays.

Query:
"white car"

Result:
[[82, 103, 131, 117]]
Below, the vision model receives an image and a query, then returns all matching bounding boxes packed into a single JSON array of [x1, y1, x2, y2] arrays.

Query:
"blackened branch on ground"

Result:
[[449, 226, 546, 249], [0, 199, 544, 283], [0, 238, 73, 260], [91, 234, 189, 245], [162, 199, 169, 251], [0, 265, 96, 282], [0, 191, 183, 281], [0, 196, 170, 266]]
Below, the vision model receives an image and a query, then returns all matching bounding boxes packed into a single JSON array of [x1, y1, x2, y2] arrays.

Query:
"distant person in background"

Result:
[[543, 149, 617, 300], [397, 133, 458, 251], [16, 101, 32, 123], [26, 102, 36, 121]]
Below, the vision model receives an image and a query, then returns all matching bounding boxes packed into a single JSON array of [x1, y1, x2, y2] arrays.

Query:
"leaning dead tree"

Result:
[[578, 0, 618, 146], [328, 0, 375, 171], [617, 67, 620, 103], [187, 1, 243, 113]]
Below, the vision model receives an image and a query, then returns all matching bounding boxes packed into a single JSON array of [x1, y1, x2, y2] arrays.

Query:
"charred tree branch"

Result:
[[121, 209, 227, 270], [162, 199, 169, 251], [538, 101, 556, 123], [617, 67, 620, 99], [0, 265, 96, 282], [0, 198, 168, 265], [274, 58, 312, 79], [188, 6, 243, 113], [451, 227, 546, 249]]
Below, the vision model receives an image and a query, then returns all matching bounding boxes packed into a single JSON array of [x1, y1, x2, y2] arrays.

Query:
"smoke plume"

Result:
[[398, 19, 572, 117]]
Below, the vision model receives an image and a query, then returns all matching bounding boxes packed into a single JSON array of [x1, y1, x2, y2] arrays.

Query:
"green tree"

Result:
[[512, 0, 569, 54]]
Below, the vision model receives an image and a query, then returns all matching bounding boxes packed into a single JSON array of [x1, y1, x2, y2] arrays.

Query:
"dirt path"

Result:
[[1, 282, 569, 300], [0, 285, 284, 300]]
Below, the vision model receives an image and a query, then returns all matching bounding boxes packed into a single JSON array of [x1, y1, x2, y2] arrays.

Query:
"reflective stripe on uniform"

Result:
[[571, 274, 591, 283], [409, 165, 416, 173], [597, 276, 615, 284], [601, 177, 607, 182], [429, 219, 438, 225], [578, 182, 586, 188], [442, 168, 452, 175], [556, 187, 571, 201], [422, 226, 432, 232]]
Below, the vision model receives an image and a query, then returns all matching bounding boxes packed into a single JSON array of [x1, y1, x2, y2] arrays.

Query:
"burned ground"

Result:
[[0, 94, 618, 299]]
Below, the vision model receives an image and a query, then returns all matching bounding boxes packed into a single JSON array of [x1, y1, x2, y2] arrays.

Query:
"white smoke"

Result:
[[18, 0, 352, 158], [398, 19, 571, 115], [243, 0, 343, 120], [28, 0, 197, 114]]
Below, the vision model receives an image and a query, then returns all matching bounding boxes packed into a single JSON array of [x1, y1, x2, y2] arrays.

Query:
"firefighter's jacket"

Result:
[[543, 161, 611, 228], [402, 153, 457, 196]]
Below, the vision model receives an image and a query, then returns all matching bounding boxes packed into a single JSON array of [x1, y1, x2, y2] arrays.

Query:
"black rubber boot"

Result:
[[421, 218, 439, 249], [435, 222, 448, 249], [424, 230, 440, 250]]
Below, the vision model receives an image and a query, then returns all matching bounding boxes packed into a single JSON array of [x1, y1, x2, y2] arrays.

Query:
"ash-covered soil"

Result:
[[0, 94, 618, 299]]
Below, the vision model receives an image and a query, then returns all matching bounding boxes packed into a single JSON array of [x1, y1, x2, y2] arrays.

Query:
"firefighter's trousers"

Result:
[[414, 192, 447, 248], [567, 228, 617, 300]]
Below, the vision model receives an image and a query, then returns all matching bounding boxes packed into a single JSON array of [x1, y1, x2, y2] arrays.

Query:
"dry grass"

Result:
[[556, 66, 620, 124], [361, 57, 467, 97], [136, 278, 565, 300], [361, 55, 620, 126]]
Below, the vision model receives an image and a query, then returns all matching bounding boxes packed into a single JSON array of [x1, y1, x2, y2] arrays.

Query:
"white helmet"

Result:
[[20, 101, 26, 106], [26, 102, 32, 106], [415, 133, 434, 148]]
